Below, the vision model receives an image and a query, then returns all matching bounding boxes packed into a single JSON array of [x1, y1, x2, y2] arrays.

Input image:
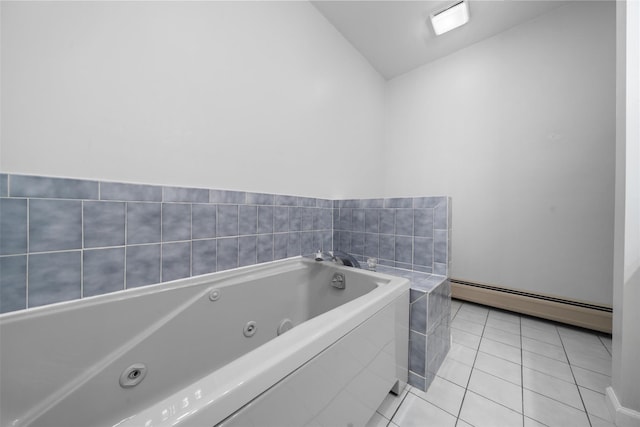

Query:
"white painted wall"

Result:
[[383, 2, 616, 305], [610, 0, 640, 421], [0, 1, 385, 199]]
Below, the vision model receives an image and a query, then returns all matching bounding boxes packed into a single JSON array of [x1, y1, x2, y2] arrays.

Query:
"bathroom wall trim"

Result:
[[605, 386, 640, 427], [451, 279, 612, 333]]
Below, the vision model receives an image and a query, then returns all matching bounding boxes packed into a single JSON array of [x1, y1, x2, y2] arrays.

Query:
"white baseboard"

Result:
[[606, 386, 640, 427]]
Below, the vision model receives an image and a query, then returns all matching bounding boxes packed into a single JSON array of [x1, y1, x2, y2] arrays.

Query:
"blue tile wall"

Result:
[[0, 199, 27, 255], [83, 248, 125, 297], [28, 251, 81, 307], [126, 244, 161, 288], [83, 201, 125, 248], [192, 239, 217, 276], [334, 196, 451, 275], [29, 200, 82, 252], [377, 266, 451, 392], [100, 182, 162, 202], [82, 248, 124, 297], [0, 173, 449, 314], [162, 242, 191, 282], [0, 256, 26, 312], [127, 203, 161, 244], [162, 203, 191, 242], [0, 174, 8, 198]]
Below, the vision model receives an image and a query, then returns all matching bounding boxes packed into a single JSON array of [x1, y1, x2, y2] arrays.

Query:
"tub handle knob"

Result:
[[331, 273, 346, 289]]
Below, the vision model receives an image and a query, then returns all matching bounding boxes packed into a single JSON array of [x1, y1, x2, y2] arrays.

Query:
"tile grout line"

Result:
[[557, 328, 594, 427], [80, 201, 84, 298], [25, 198, 29, 309], [520, 307, 525, 427], [454, 303, 487, 425]]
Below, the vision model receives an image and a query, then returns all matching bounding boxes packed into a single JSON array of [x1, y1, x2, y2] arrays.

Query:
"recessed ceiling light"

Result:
[[430, 1, 470, 36]]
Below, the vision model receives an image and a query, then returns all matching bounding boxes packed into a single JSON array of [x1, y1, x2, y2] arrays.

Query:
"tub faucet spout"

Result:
[[312, 250, 361, 269]]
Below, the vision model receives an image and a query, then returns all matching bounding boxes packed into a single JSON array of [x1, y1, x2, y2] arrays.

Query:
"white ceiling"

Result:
[[311, 0, 570, 79]]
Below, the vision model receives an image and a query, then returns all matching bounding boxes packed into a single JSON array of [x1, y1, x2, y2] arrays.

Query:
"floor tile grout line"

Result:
[[520, 308, 525, 427], [386, 388, 411, 425], [407, 381, 465, 419], [454, 303, 488, 424], [557, 325, 593, 427]]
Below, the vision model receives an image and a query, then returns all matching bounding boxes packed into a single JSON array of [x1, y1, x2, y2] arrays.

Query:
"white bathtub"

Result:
[[0, 257, 409, 427]]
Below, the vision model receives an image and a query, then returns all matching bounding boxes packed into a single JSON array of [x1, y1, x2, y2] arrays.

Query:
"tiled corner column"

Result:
[[377, 266, 451, 392], [333, 197, 451, 275], [0, 174, 333, 313]]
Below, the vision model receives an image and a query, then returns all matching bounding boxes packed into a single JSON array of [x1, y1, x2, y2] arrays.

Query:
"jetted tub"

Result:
[[0, 257, 409, 427]]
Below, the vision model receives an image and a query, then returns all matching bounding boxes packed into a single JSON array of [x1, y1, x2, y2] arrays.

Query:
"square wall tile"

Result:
[[351, 232, 364, 255], [100, 182, 162, 202], [339, 208, 352, 230], [434, 230, 448, 264], [0, 198, 27, 255], [210, 190, 245, 204], [258, 206, 274, 234], [379, 235, 395, 261], [434, 262, 447, 276], [301, 208, 314, 231], [379, 209, 395, 234], [298, 197, 316, 207], [395, 235, 413, 264], [217, 238, 238, 271], [163, 186, 208, 203], [384, 198, 412, 208], [274, 233, 288, 260], [414, 197, 442, 208], [257, 234, 274, 263], [0, 255, 27, 313], [414, 238, 434, 267], [274, 206, 289, 233], [289, 207, 301, 232], [127, 202, 161, 244], [319, 208, 332, 230], [162, 203, 191, 242], [192, 204, 216, 239], [246, 192, 274, 205], [287, 232, 301, 257], [301, 231, 315, 255], [396, 209, 413, 236], [239, 205, 257, 235], [352, 209, 365, 232], [322, 230, 332, 251], [338, 231, 351, 253], [364, 233, 379, 259], [414, 209, 434, 238], [317, 199, 333, 209], [434, 203, 448, 229], [0, 174, 8, 197], [28, 251, 81, 307], [275, 195, 297, 206], [217, 205, 239, 237], [408, 372, 427, 390], [29, 199, 82, 252], [11, 175, 98, 199], [361, 199, 383, 208], [409, 331, 426, 375], [365, 209, 379, 233], [126, 244, 161, 288], [83, 248, 125, 297], [192, 239, 216, 276], [83, 201, 125, 248], [162, 242, 191, 282], [239, 236, 257, 267], [410, 296, 427, 334]]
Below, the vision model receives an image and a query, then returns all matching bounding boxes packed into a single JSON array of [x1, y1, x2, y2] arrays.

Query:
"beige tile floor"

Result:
[[367, 299, 614, 427]]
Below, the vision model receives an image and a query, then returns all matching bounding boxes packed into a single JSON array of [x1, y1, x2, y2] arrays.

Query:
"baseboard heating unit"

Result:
[[450, 279, 612, 334]]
